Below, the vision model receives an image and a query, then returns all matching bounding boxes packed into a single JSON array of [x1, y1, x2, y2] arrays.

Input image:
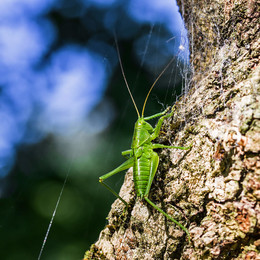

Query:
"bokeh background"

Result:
[[0, 0, 190, 259]]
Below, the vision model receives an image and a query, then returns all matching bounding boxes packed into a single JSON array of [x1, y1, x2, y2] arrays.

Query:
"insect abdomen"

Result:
[[133, 156, 151, 198]]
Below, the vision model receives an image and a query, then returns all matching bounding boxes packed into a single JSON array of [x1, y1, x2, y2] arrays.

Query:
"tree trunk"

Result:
[[84, 0, 259, 259]]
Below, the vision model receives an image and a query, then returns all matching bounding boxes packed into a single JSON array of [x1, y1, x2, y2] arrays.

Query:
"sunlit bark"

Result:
[[85, 1, 259, 258]]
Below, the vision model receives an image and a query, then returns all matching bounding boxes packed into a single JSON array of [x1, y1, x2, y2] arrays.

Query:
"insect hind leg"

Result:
[[143, 151, 190, 240], [144, 196, 190, 241]]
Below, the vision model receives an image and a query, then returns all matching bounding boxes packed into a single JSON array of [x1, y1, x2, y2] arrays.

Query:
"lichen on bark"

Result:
[[84, 0, 259, 259]]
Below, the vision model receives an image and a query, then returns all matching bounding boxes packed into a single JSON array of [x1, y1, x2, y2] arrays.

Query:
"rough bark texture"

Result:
[[84, 0, 259, 259]]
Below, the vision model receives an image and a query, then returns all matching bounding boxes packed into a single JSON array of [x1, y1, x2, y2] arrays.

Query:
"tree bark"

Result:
[[84, 0, 259, 259]]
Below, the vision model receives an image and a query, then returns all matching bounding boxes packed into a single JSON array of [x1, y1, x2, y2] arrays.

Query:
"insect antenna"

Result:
[[141, 58, 175, 117], [114, 35, 140, 118]]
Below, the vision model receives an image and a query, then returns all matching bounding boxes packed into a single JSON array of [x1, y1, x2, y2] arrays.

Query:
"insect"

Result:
[[99, 41, 191, 240]]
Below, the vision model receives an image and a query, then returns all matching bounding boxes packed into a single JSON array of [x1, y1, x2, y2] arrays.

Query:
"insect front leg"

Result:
[[99, 157, 134, 206], [150, 106, 175, 140], [143, 106, 172, 121]]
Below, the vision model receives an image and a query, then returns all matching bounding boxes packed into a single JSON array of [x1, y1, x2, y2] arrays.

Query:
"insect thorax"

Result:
[[132, 118, 153, 148]]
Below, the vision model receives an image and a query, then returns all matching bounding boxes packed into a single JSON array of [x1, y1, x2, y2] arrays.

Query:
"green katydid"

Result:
[[99, 42, 191, 240]]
